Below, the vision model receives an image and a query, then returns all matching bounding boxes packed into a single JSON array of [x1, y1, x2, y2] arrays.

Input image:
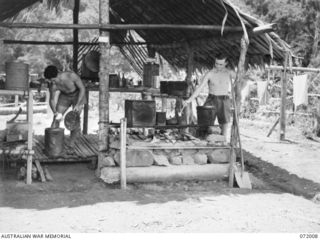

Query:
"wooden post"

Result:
[[120, 118, 127, 190], [26, 91, 33, 184], [229, 36, 248, 187], [14, 95, 19, 107], [83, 89, 89, 134], [73, 0, 80, 72], [280, 53, 289, 141], [97, 0, 111, 176], [185, 44, 194, 126]]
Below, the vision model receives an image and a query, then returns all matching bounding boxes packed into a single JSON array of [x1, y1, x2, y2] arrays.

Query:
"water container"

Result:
[[44, 128, 65, 157], [197, 106, 216, 126], [156, 112, 166, 126], [5, 62, 29, 90]]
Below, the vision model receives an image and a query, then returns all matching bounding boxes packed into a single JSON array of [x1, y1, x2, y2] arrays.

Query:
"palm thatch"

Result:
[[0, 0, 293, 73]]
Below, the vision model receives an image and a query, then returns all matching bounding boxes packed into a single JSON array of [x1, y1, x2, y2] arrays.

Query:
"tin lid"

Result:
[[64, 111, 80, 131]]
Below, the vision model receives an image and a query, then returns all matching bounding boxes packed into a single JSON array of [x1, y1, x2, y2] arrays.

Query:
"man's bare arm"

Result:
[[185, 71, 210, 104], [49, 83, 59, 114], [73, 75, 86, 111]]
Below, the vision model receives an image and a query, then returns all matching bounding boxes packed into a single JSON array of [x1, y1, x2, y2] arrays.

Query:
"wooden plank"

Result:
[[127, 145, 230, 150], [34, 159, 46, 182]]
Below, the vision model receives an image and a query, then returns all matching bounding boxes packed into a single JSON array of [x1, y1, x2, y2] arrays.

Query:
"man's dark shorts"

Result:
[[203, 94, 231, 124], [57, 90, 79, 109]]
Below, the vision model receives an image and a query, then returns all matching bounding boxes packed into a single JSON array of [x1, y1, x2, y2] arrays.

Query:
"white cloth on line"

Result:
[[293, 74, 308, 109], [257, 81, 269, 105]]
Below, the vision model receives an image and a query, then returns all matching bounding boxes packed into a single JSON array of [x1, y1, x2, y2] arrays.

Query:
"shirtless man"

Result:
[[44, 65, 87, 149], [183, 53, 235, 138]]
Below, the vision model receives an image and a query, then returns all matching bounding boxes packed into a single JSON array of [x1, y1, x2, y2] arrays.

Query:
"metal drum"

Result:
[[197, 106, 216, 126], [44, 128, 65, 157], [5, 62, 29, 90]]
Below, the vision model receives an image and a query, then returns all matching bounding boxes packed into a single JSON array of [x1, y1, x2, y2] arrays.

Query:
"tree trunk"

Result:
[[97, 0, 111, 175]]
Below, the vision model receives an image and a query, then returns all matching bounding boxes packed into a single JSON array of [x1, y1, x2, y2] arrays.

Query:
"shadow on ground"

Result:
[[244, 150, 320, 199], [0, 162, 287, 211]]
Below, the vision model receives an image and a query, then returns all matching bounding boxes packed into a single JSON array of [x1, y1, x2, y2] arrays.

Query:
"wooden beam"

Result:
[[3, 40, 99, 45], [73, 0, 80, 72], [100, 164, 230, 184], [280, 53, 289, 141], [0, 22, 245, 31], [267, 65, 320, 73], [97, 0, 111, 175]]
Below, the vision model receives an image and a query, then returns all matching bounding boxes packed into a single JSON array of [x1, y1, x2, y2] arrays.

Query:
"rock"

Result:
[[193, 153, 208, 165], [114, 150, 154, 167], [207, 149, 230, 163], [153, 154, 170, 166], [110, 140, 120, 149], [100, 167, 120, 184], [100, 156, 116, 167], [169, 156, 182, 165], [182, 153, 195, 165], [206, 134, 226, 143]]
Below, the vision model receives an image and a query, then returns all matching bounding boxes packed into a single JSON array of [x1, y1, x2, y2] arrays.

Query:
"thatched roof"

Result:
[[0, 0, 292, 73]]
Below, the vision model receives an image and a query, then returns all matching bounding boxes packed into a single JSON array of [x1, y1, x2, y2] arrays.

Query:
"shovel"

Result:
[[230, 81, 252, 189]]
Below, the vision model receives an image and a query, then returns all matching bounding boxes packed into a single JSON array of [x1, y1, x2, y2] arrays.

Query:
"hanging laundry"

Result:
[[257, 81, 269, 105], [293, 74, 308, 109]]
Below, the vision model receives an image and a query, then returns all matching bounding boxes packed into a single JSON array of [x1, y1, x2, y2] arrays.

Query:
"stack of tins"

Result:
[[143, 63, 160, 88], [44, 128, 65, 157], [5, 62, 29, 142], [5, 62, 29, 90], [125, 100, 156, 127]]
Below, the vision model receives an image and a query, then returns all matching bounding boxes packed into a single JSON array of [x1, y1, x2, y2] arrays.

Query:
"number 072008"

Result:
[[300, 234, 318, 238]]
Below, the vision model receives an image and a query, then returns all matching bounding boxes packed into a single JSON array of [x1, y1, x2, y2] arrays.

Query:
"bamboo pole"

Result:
[[73, 0, 80, 72], [280, 53, 289, 141]]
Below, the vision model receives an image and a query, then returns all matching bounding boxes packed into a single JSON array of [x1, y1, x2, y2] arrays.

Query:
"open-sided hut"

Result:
[[0, 0, 292, 185]]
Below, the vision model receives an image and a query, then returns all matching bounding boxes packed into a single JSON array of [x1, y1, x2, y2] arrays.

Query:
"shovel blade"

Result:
[[235, 171, 252, 189]]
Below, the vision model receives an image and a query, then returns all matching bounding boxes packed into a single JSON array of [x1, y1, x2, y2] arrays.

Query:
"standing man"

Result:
[[44, 65, 87, 151], [183, 53, 235, 138]]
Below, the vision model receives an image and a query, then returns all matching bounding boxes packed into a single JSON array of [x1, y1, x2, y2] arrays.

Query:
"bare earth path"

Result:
[[1, 115, 320, 233]]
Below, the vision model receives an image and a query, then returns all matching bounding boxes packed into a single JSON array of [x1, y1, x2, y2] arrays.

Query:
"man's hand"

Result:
[[73, 105, 82, 113], [54, 112, 63, 121]]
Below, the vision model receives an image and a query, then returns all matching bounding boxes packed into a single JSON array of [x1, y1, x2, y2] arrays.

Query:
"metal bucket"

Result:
[[5, 62, 29, 90], [84, 50, 99, 72], [197, 106, 216, 126], [44, 128, 65, 157]]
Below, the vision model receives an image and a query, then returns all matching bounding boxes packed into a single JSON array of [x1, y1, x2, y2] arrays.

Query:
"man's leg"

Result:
[[53, 98, 70, 128]]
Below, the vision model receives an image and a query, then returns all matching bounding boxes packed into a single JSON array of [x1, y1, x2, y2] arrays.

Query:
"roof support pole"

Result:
[[185, 44, 195, 128], [280, 52, 289, 141], [96, 0, 110, 176], [229, 36, 248, 187], [73, 0, 79, 72]]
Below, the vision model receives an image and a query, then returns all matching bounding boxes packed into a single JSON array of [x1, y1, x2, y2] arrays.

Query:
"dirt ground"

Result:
[[1, 111, 320, 233]]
